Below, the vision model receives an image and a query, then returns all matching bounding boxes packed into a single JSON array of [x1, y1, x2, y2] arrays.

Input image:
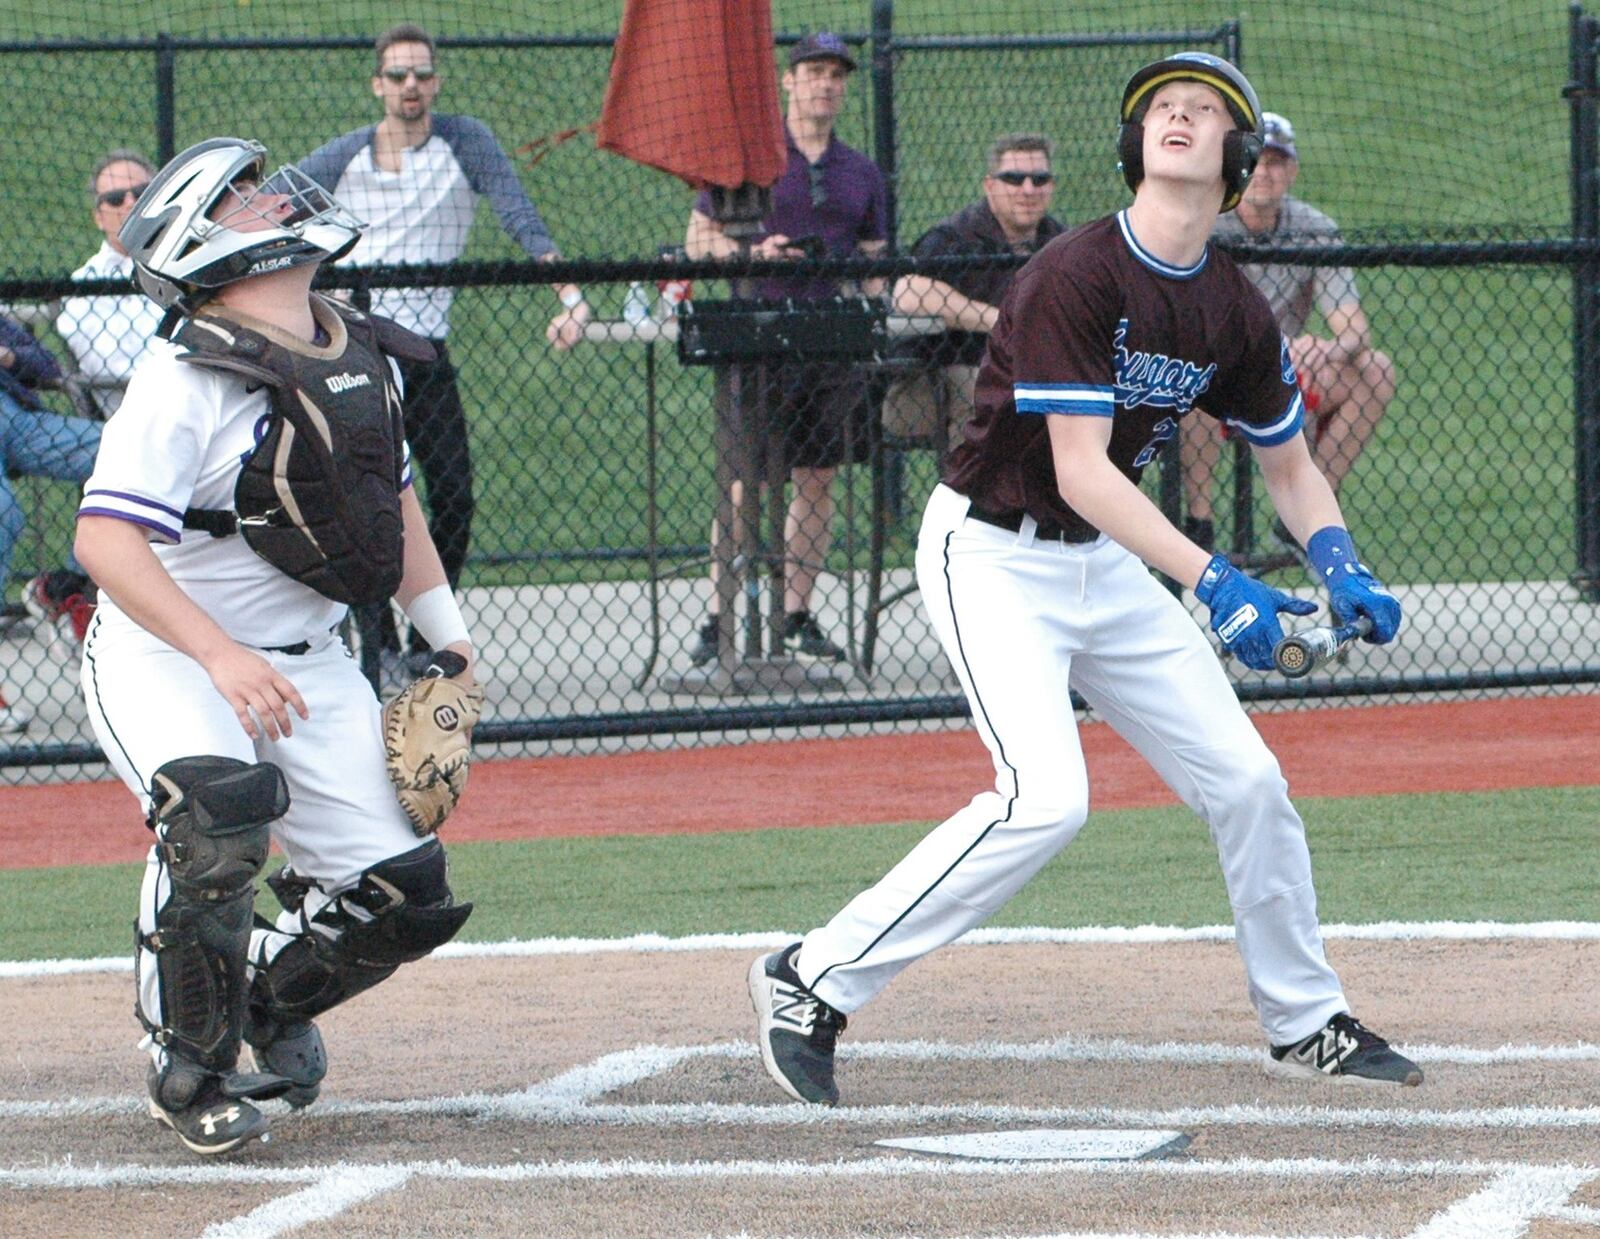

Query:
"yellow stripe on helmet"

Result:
[[1122, 68, 1259, 131]]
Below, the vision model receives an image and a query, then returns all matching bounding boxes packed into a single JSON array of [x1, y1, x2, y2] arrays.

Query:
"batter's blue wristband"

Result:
[[1306, 526, 1361, 582]]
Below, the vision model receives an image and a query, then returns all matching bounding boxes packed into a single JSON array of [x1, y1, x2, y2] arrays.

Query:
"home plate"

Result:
[[876, 1129, 1191, 1161]]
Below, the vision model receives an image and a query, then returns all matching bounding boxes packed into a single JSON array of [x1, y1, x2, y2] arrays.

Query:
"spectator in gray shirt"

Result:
[[1182, 112, 1395, 552], [300, 22, 589, 685]]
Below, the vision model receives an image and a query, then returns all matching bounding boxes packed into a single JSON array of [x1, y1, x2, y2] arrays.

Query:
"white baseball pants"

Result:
[[800, 484, 1347, 1045]]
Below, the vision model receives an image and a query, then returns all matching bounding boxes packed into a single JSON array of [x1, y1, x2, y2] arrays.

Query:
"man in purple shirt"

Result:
[[684, 32, 889, 665]]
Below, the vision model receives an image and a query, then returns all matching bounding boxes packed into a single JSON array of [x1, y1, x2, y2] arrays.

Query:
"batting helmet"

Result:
[[1116, 51, 1264, 212], [119, 137, 362, 314]]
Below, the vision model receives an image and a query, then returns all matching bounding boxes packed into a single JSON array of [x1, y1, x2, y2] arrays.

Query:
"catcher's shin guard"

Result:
[[139, 757, 288, 1075], [248, 837, 472, 1024]]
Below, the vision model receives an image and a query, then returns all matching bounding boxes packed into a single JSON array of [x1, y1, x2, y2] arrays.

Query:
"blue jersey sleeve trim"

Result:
[[1014, 383, 1115, 416], [1225, 392, 1304, 446]]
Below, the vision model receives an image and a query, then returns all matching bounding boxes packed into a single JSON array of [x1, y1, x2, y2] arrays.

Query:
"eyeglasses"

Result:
[[96, 183, 148, 209], [992, 170, 1053, 187], [808, 162, 828, 209], [381, 64, 436, 82]]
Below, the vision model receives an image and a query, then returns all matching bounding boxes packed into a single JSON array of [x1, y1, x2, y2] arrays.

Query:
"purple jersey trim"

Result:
[[76, 507, 179, 542], [83, 488, 185, 520]]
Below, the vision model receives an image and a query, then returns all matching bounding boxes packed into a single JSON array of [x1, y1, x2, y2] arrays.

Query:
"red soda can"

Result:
[[656, 244, 692, 314]]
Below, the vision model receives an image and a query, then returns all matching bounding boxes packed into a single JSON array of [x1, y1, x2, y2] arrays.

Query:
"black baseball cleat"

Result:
[[782, 610, 846, 662], [748, 943, 848, 1105], [688, 616, 721, 668], [1266, 1012, 1423, 1087], [147, 1066, 277, 1156], [245, 1016, 327, 1109]]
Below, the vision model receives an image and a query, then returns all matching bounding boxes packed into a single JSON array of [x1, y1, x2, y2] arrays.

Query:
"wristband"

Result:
[[1306, 526, 1360, 581], [404, 584, 471, 651], [559, 288, 585, 310]]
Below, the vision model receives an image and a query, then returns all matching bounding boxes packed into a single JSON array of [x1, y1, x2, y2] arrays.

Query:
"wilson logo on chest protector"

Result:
[[325, 371, 372, 394]]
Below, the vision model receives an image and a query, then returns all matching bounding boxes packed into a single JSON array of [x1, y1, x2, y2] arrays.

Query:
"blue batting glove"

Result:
[[1194, 554, 1319, 671], [1306, 527, 1402, 644]]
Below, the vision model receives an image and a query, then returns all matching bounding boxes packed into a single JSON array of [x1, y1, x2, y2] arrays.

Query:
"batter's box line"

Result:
[[6, 1035, 1600, 1126], [6, 919, 1599, 980]]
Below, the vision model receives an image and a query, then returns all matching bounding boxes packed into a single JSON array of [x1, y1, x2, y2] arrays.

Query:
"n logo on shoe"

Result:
[[1301, 1027, 1356, 1072], [200, 1105, 241, 1136]]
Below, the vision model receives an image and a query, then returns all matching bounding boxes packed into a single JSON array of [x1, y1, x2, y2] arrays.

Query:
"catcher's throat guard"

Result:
[[177, 294, 435, 606]]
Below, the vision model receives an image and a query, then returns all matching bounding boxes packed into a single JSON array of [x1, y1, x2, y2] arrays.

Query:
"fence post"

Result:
[[1569, 3, 1600, 600], [154, 33, 176, 164], [870, 0, 896, 251]]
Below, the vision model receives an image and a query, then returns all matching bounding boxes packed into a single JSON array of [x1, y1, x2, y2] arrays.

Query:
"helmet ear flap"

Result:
[[1219, 130, 1264, 211], [1117, 122, 1144, 195]]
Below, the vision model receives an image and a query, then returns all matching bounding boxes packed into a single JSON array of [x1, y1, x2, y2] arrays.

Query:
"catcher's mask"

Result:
[[1116, 51, 1264, 212], [120, 137, 363, 316]]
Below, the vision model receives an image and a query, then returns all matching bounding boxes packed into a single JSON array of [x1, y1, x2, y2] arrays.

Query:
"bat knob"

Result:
[[1273, 634, 1315, 678]]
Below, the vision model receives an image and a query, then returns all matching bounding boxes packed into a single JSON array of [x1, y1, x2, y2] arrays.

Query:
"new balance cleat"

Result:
[[748, 943, 847, 1105], [1267, 1012, 1422, 1087]]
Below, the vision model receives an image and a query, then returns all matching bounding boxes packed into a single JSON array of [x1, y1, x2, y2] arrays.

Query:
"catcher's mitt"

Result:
[[381, 651, 484, 835]]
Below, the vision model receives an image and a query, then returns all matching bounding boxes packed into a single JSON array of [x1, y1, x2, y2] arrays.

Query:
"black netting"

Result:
[[2, 2, 1597, 776]]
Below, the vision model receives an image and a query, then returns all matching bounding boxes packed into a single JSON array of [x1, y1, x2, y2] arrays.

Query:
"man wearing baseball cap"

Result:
[[683, 32, 888, 667], [1183, 110, 1396, 553]]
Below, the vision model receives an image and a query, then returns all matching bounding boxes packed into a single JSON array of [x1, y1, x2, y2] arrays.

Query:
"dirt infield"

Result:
[[6, 694, 1599, 868], [5, 933, 1598, 1237]]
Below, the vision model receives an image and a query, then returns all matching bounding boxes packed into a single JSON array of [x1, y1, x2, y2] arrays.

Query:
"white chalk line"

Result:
[[7, 1031, 1598, 1125], [1407, 1165, 1597, 1239], [195, 1165, 412, 1239], [3, 1153, 1597, 1192], [4, 920, 1597, 979]]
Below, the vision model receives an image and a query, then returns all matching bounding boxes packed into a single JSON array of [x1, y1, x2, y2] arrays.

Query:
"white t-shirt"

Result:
[[79, 312, 411, 649], [56, 241, 166, 411]]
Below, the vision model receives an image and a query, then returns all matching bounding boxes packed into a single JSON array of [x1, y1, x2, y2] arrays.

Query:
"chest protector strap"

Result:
[[177, 296, 435, 606]]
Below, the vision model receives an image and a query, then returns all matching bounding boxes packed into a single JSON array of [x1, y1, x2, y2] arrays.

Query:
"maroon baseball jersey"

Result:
[[944, 211, 1304, 541]]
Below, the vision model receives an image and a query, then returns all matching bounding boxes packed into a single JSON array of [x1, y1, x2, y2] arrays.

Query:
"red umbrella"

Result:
[[596, 0, 786, 191]]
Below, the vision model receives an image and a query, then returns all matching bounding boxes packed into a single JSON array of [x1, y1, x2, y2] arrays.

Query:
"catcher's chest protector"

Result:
[[177, 298, 435, 605]]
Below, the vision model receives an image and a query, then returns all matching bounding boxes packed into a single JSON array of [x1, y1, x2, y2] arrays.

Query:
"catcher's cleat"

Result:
[[147, 1066, 274, 1156], [748, 943, 847, 1105], [245, 1017, 327, 1109], [1266, 1012, 1423, 1087]]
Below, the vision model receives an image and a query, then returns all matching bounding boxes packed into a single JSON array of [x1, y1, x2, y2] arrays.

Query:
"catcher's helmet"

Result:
[[119, 137, 362, 314], [1116, 51, 1264, 212]]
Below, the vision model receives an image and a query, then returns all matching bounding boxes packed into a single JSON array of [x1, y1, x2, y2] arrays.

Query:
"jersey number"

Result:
[[1132, 417, 1178, 469]]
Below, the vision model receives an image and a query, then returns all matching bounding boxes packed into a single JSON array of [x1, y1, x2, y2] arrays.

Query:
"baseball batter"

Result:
[[74, 138, 478, 1155], [749, 53, 1419, 1106]]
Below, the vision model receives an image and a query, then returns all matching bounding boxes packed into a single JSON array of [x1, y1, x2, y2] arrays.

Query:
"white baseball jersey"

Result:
[[79, 313, 411, 650]]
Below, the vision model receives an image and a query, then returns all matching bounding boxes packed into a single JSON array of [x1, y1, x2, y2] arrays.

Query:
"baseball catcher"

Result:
[[75, 136, 479, 1156]]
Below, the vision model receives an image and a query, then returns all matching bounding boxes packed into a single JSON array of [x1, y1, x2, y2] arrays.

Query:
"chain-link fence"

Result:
[[1, 2, 1597, 775]]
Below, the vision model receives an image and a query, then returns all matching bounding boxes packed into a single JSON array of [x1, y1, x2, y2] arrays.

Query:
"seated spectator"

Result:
[[1182, 112, 1396, 552], [56, 150, 165, 416], [889, 133, 1065, 455], [0, 314, 102, 727]]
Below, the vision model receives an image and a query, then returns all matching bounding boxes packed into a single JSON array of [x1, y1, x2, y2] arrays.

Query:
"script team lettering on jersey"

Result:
[[1112, 318, 1216, 411]]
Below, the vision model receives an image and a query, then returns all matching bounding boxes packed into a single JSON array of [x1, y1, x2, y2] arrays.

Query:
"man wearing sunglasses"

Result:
[[888, 133, 1066, 456], [299, 22, 588, 690], [683, 31, 889, 667], [56, 149, 166, 417]]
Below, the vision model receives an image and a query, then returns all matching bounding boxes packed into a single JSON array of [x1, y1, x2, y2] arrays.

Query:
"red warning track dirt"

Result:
[[3, 695, 1595, 871]]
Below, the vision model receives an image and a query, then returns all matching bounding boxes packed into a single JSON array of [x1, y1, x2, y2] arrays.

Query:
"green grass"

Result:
[[1, 1, 1585, 601], [4, 784, 1595, 961]]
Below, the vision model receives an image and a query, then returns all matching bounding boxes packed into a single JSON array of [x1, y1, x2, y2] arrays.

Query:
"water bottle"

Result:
[[622, 281, 651, 326]]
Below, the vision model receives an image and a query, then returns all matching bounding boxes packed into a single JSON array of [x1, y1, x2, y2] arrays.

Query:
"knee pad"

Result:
[[141, 757, 288, 1072], [249, 837, 472, 1024]]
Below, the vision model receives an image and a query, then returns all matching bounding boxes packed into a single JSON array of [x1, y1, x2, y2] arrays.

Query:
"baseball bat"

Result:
[[1272, 615, 1375, 678]]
